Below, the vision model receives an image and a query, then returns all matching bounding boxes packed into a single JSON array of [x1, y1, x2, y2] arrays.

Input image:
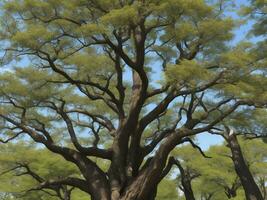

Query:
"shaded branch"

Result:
[[180, 137, 211, 158], [0, 131, 23, 143]]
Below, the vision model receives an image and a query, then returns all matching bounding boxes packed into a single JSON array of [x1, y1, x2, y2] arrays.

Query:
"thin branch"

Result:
[[0, 131, 23, 143], [180, 137, 211, 158]]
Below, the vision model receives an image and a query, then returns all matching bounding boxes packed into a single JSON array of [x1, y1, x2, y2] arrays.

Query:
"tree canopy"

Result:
[[0, 0, 266, 200]]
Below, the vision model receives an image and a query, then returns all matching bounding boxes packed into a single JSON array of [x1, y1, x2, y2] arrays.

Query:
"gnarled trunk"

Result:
[[227, 134, 263, 200]]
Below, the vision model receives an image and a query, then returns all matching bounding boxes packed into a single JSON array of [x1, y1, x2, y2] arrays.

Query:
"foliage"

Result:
[[0, 0, 265, 199], [172, 138, 267, 200]]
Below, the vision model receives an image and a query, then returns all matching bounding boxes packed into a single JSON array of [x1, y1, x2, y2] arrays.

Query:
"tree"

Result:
[[0, 1, 266, 200], [173, 139, 267, 200], [0, 142, 89, 200], [156, 178, 178, 200], [208, 108, 267, 200], [171, 145, 202, 200], [172, 144, 243, 200], [237, 138, 267, 199]]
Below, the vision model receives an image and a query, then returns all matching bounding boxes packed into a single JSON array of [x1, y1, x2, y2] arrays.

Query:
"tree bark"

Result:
[[120, 130, 189, 200], [227, 134, 263, 200]]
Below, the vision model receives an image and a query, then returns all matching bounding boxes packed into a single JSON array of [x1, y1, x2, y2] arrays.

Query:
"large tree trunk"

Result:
[[227, 134, 263, 200], [120, 131, 188, 200]]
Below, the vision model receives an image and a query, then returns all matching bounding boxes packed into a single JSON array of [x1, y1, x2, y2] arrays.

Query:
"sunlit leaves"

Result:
[[241, 0, 267, 37], [0, 1, 266, 199], [165, 60, 213, 87], [101, 5, 139, 27]]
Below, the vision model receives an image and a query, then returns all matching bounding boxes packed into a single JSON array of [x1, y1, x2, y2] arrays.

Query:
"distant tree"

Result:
[[0, 1, 266, 200], [0, 143, 89, 200], [208, 108, 267, 200], [156, 178, 178, 200], [173, 138, 267, 200], [171, 145, 202, 200], [238, 139, 267, 199], [172, 144, 243, 200]]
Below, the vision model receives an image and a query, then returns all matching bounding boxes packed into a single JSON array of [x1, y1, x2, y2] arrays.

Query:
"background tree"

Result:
[[0, 1, 266, 200], [172, 144, 244, 200], [156, 178, 178, 200], [173, 138, 267, 200], [0, 142, 90, 200], [238, 138, 267, 199], [208, 108, 267, 199]]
